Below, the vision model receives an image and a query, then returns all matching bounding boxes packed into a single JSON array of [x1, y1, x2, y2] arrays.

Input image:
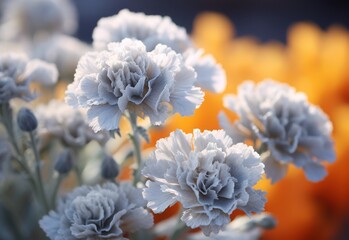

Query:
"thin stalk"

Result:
[[51, 174, 64, 208], [71, 149, 83, 185], [29, 131, 49, 212], [0, 103, 37, 191], [256, 143, 268, 156], [170, 225, 189, 240], [74, 164, 83, 185], [128, 113, 143, 186], [170, 208, 189, 240]]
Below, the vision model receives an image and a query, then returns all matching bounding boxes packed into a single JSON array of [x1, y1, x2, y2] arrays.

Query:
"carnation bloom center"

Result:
[[194, 150, 229, 200], [99, 51, 160, 112], [71, 191, 123, 236]]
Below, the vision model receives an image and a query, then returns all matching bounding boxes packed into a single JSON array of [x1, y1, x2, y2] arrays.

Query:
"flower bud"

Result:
[[101, 155, 119, 180], [254, 213, 277, 229], [17, 107, 38, 132], [54, 150, 73, 174]]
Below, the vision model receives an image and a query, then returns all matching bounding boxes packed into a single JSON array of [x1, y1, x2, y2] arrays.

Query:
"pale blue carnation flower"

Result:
[[142, 129, 266, 236], [36, 100, 109, 148], [39, 182, 153, 240], [92, 9, 226, 93], [219, 80, 336, 183], [66, 38, 204, 132], [0, 53, 58, 103]]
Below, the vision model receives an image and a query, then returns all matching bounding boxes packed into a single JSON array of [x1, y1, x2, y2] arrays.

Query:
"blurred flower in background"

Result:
[[35, 100, 109, 148], [0, 0, 77, 40]]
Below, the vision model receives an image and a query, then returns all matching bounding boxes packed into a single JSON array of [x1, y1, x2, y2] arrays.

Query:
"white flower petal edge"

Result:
[[22, 59, 58, 86], [184, 48, 226, 93], [142, 129, 266, 236], [92, 9, 191, 52]]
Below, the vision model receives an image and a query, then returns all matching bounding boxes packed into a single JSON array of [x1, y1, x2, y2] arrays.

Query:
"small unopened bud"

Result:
[[17, 107, 38, 132], [254, 213, 277, 229], [54, 150, 73, 174], [101, 155, 119, 180]]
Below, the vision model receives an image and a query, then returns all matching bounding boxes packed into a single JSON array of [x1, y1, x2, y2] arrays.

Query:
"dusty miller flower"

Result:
[[219, 80, 336, 183], [142, 129, 266, 236], [92, 9, 226, 93], [66, 38, 204, 132], [40, 182, 153, 240], [0, 53, 58, 103], [0, 0, 77, 39], [35, 100, 109, 148]]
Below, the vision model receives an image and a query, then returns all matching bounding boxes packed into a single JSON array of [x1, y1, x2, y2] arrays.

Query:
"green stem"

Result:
[[256, 143, 268, 156], [51, 174, 64, 208], [29, 131, 49, 212], [128, 113, 143, 186], [170, 214, 189, 240], [0, 104, 37, 192], [74, 164, 83, 185], [71, 149, 83, 185]]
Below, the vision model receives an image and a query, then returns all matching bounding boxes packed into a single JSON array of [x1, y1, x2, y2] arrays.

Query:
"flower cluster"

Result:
[[92, 9, 226, 93], [143, 129, 266, 236], [66, 38, 204, 132], [0, 53, 57, 103], [0, 6, 338, 240], [35, 100, 109, 148], [219, 80, 335, 183], [40, 182, 153, 239]]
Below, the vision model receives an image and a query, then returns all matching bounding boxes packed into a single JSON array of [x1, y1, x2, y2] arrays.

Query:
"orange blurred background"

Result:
[[146, 12, 349, 240]]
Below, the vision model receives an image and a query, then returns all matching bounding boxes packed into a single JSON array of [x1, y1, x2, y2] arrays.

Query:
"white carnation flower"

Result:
[[142, 129, 266, 236], [219, 80, 336, 183], [39, 182, 153, 240], [36, 100, 109, 148], [92, 9, 226, 93], [66, 38, 204, 132], [0, 53, 58, 103]]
